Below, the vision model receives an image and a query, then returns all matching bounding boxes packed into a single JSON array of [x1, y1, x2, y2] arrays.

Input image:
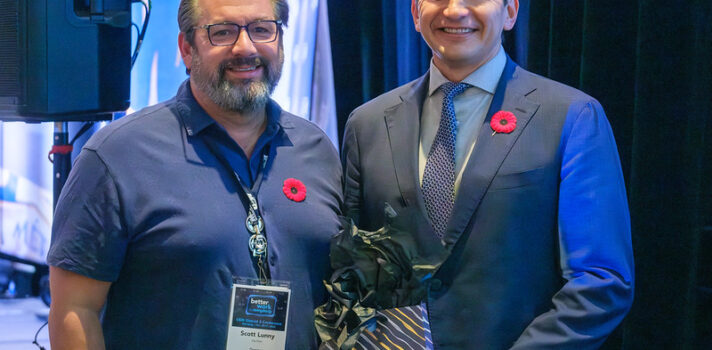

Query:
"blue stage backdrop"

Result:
[[0, 0, 337, 265], [0, 122, 54, 265]]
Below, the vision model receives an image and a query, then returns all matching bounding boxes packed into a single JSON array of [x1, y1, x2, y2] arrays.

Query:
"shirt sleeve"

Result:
[[511, 100, 635, 349], [47, 149, 128, 282]]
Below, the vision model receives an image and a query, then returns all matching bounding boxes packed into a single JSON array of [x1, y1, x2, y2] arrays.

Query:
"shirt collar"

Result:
[[174, 79, 284, 137], [428, 46, 507, 96]]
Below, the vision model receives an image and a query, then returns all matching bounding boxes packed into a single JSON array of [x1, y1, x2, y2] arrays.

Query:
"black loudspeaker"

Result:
[[0, 0, 131, 122]]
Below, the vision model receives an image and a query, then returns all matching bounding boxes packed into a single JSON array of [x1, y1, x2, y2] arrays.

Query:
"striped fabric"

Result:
[[350, 304, 433, 350]]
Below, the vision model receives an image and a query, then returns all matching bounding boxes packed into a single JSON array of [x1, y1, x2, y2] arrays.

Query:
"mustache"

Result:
[[220, 56, 264, 71]]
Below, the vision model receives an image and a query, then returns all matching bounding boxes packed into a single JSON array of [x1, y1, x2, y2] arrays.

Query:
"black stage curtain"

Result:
[[328, 0, 431, 143], [328, 0, 712, 348]]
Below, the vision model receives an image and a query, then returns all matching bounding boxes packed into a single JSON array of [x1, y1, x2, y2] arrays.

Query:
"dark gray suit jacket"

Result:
[[342, 58, 634, 349]]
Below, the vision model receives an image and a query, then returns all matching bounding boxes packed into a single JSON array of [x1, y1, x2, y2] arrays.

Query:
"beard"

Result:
[[190, 46, 283, 114]]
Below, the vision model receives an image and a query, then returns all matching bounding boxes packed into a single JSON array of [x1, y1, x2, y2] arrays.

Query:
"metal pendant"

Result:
[[246, 213, 264, 234], [249, 233, 268, 257]]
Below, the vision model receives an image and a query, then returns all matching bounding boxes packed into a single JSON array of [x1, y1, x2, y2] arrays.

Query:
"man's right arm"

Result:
[[341, 115, 362, 225], [48, 266, 111, 350]]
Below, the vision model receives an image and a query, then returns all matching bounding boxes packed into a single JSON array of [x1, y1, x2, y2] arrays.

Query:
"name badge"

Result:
[[226, 279, 291, 350]]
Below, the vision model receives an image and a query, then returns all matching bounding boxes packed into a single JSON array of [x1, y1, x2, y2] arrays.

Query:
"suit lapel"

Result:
[[442, 59, 541, 250], [384, 74, 430, 214]]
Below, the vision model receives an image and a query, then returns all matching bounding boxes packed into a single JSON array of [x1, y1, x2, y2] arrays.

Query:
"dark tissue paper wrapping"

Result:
[[315, 204, 451, 349]]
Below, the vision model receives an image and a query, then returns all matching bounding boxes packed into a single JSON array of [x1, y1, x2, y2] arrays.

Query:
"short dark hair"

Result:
[[178, 0, 289, 45]]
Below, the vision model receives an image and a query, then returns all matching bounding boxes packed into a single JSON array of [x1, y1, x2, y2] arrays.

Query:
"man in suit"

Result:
[[342, 0, 634, 348]]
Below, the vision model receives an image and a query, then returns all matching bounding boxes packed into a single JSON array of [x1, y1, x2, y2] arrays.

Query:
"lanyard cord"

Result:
[[201, 134, 271, 283]]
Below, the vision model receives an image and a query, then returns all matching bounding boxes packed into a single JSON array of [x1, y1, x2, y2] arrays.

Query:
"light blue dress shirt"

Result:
[[419, 47, 507, 194]]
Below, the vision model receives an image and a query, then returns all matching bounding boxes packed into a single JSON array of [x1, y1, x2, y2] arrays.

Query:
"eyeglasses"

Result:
[[193, 20, 283, 46]]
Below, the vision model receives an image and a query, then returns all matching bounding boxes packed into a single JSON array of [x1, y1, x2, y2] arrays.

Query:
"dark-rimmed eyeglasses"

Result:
[[193, 20, 283, 46]]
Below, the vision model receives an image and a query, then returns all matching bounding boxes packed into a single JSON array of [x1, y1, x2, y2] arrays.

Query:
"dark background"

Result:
[[328, 0, 712, 348]]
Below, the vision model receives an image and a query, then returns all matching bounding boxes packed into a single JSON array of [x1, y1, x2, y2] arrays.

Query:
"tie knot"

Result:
[[441, 82, 470, 100]]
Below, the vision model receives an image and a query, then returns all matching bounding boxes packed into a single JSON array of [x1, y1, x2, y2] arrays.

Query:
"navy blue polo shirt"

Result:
[[47, 81, 342, 349], [200, 98, 280, 189]]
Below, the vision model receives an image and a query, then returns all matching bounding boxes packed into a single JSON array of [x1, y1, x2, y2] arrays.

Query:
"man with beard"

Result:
[[46, 0, 342, 348]]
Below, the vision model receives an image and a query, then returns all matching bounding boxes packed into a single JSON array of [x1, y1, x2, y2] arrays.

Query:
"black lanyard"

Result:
[[201, 133, 271, 282]]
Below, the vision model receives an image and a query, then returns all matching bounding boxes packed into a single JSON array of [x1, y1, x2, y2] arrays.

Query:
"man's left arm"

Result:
[[511, 100, 634, 349]]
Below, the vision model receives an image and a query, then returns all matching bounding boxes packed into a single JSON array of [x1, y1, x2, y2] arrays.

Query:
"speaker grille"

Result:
[[0, 0, 21, 99]]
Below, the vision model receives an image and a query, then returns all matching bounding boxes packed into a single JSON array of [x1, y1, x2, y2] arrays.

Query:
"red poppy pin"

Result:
[[490, 110, 517, 135], [283, 178, 306, 202]]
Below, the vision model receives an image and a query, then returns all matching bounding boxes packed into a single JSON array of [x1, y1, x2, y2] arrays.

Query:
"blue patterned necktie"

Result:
[[422, 82, 470, 238]]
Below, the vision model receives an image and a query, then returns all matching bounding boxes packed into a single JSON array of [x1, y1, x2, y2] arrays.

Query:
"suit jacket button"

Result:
[[430, 278, 442, 291]]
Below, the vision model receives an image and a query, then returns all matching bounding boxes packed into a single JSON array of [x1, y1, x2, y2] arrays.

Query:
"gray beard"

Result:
[[191, 53, 282, 114]]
